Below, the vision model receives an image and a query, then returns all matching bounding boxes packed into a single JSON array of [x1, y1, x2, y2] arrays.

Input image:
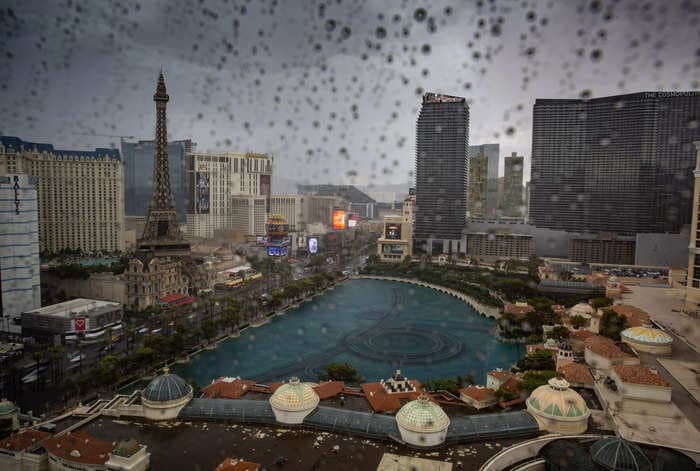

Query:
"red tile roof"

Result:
[[459, 386, 496, 402], [558, 362, 594, 386], [570, 329, 595, 341], [313, 381, 345, 400], [43, 431, 113, 466], [500, 377, 520, 394], [609, 305, 650, 327], [160, 292, 187, 303], [360, 380, 424, 413], [503, 303, 534, 317], [487, 369, 513, 382], [0, 429, 50, 451], [613, 365, 671, 387], [551, 305, 567, 316], [215, 457, 261, 471], [584, 335, 631, 359], [202, 377, 257, 399]]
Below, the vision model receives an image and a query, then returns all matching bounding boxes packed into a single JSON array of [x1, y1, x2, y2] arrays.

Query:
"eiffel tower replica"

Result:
[[138, 70, 191, 257]]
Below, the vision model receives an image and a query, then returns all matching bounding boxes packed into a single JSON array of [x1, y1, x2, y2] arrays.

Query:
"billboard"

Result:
[[308, 237, 319, 254], [267, 246, 288, 257], [381, 243, 405, 255], [348, 213, 360, 228], [385, 223, 401, 240], [256, 235, 268, 245], [195, 171, 210, 214], [74, 317, 86, 332], [332, 210, 346, 230]]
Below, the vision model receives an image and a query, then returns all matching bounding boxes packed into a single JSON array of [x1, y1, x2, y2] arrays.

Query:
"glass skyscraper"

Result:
[[530, 92, 700, 234], [121, 139, 193, 221], [414, 93, 469, 246]]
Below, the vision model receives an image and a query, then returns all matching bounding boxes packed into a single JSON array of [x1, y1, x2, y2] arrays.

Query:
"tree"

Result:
[[599, 309, 628, 340], [319, 362, 363, 383], [570, 315, 587, 329], [590, 297, 613, 309], [519, 370, 557, 393], [549, 325, 570, 340], [516, 349, 555, 371], [97, 355, 120, 386]]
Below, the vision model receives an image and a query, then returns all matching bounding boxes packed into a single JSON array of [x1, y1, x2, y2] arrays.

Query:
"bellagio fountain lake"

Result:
[[173, 279, 524, 385]]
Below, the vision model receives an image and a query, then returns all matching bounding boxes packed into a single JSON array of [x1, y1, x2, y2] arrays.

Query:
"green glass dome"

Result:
[[395, 395, 450, 433], [0, 400, 17, 415], [142, 368, 192, 403]]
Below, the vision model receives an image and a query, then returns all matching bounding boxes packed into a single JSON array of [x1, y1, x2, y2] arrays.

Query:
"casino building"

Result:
[[265, 214, 290, 257], [377, 214, 413, 262]]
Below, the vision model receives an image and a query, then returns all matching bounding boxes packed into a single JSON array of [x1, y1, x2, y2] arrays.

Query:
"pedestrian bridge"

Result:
[[178, 398, 539, 446]]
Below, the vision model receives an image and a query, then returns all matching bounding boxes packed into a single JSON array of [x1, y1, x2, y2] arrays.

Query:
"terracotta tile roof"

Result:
[[503, 303, 534, 317], [215, 457, 261, 471], [313, 381, 345, 400], [202, 377, 257, 399], [43, 431, 113, 466], [0, 429, 50, 451], [160, 292, 187, 304], [459, 386, 496, 402], [570, 329, 595, 341], [558, 362, 594, 385], [500, 377, 520, 394], [609, 304, 650, 327], [360, 380, 424, 412], [613, 365, 671, 387], [267, 382, 284, 393], [526, 344, 545, 354], [487, 369, 513, 382], [584, 335, 631, 359]]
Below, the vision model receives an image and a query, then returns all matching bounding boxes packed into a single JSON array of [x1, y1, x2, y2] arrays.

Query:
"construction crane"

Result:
[[72, 132, 136, 149]]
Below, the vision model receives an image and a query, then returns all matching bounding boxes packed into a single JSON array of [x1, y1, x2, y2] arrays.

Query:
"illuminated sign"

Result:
[[385, 223, 401, 240], [348, 213, 360, 227], [332, 210, 346, 230], [308, 237, 319, 254], [74, 317, 86, 332]]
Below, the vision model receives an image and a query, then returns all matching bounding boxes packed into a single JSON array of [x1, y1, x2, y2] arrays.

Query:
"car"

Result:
[[138, 327, 150, 334]]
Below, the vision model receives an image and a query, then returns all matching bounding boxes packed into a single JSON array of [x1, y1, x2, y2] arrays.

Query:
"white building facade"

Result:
[[185, 151, 272, 239], [0, 136, 125, 254], [0, 174, 41, 335]]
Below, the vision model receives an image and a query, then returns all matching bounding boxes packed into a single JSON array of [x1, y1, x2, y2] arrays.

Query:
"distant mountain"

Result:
[[357, 182, 411, 203]]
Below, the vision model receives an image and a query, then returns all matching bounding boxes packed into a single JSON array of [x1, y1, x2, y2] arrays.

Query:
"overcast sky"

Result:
[[1, 0, 699, 190]]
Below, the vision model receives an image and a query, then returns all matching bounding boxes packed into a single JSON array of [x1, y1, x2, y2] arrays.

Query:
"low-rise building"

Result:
[[105, 439, 150, 471], [607, 304, 650, 328], [502, 302, 534, 318], [22, 298, 122, 344], [0, 428, 51, 471], [140, 368, 193, 421], [376, 215, 412, 262], [486, 369, 514, 391], [395, 395, 450, 447], [465, 232, 533, 260], [610, 365, 672, 403], [43, 430, 114, 471], [123, 251, 188, 311], [459, 386, 497, 409], [269, 377, 319, 424], [0, 399, 19, 437], [557, 362, 594, 388], [620, 325, 673, 355], [214, 457, 261, 471], [525, 377, 590, 434], [583, 335, 639, 371]]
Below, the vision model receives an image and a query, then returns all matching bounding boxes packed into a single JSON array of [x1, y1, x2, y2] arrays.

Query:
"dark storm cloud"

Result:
[[0, 0, 698, 189]]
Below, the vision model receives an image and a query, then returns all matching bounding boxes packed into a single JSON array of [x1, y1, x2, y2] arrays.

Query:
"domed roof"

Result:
[[266, 214, 288, 225], [526, 377, 589, 420], [0, 399, 17, 415], [570, 303, 594, 316], [591, 436, 652, 471], [269, 377, 319, 412], [142, 368, 192, 403], [621, 325, 672, 345], [395, 395, 450, 433]]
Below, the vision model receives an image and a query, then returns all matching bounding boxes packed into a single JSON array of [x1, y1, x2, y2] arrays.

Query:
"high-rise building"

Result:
[[468, 144, 499, 218], [185, 151, 272, 239], [414, 93, 469, 253], [530, 92, 700, 234], [686, 141, 700, 308], [122, 139, 193, 220], [0, 174, 41, 335], [502, 152, 524, 217], [231, 195, 268, 236], [269, 194, 307, 232], [468, 152, 488, 218], [0, 136, 125, 254]]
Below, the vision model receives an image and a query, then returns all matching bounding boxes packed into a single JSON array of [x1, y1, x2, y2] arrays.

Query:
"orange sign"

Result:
[[332, 210, 346, 230]]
